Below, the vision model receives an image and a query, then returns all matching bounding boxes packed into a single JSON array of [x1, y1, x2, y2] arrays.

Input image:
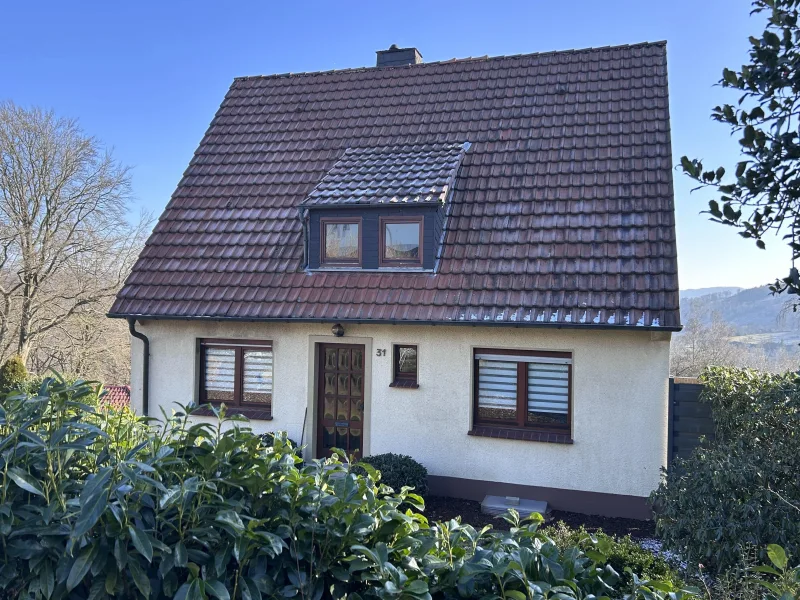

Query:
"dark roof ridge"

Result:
[[234, 40, 667, 82]]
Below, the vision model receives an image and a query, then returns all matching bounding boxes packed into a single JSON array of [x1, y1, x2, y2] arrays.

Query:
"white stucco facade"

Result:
[[129, 320, 670, 502]]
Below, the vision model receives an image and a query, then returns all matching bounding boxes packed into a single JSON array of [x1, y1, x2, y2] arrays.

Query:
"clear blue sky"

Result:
[[0, 0, 781, 291]]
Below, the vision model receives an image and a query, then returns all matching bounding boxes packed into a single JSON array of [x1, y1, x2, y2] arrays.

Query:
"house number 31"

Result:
[[376, 349, 387, 356]]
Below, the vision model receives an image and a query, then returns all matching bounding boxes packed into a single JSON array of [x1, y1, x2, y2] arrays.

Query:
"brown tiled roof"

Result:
[[111, 42, 681, 330], [101, 385, 130, 410], [301, 142, 469, 206]]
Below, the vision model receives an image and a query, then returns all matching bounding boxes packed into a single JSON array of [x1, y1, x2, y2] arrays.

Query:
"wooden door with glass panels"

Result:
[[317, 343, 365, 458]]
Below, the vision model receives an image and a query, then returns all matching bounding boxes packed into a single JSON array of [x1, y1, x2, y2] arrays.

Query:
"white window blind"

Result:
[[243, 349, 273, 403], [477, 359, 517, 412], [204, 348, 235, 399], [527, 362, 569, 415]]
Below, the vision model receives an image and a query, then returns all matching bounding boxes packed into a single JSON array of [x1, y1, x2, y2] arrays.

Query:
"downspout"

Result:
[[128, 318, 149, 417]]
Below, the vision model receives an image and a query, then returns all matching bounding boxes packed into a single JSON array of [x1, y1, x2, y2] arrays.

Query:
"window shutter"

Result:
[[204, 347, 236, 401], [477, 359, 518, 419], [527, 362, 569, 416], [242, 348, 273, 404]]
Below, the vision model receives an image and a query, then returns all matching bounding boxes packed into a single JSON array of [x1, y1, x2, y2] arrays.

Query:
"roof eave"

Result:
[[108, 312, 681, 332]]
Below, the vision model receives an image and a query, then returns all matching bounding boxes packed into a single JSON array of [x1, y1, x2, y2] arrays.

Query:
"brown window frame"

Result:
[[379, 216, 423, 268], [390, 344, 419, 388], [472, 347, 572, 437], [320, 217, 362, 266], [198, 338, 273, 416]]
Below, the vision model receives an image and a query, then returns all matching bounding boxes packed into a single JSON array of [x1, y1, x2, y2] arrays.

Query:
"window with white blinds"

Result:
[[200, 340, 273, 412], [474, 350, 571, 432]]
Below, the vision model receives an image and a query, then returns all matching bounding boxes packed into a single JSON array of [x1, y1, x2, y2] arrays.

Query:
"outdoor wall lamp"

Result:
[[331, 323, 345, 337]]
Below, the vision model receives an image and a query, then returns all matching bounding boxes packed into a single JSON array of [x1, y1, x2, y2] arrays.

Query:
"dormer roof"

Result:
[[301, 142, 469, 207]]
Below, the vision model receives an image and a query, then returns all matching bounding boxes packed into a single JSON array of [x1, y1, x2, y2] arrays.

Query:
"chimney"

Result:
[[376, 45, 423, 67]]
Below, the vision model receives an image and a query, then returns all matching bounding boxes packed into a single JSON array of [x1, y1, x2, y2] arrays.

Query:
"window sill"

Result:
[[389, 380, 420, 389], [192, 405, 273, 420], [468, 426, 572, 445]]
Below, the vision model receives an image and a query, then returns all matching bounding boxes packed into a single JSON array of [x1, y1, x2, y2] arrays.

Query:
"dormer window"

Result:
[[321, 218, 361, 266], [301, 142, 470, 271], [380, 217, 422, 267]]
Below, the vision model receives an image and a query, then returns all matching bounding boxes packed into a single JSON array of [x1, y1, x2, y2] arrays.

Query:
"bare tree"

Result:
[[671, 312, 800, 376], [671, 313, 744, 377], [0, 101, 149, 368]]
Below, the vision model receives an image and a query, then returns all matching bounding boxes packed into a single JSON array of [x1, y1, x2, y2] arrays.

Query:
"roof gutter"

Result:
[[127, 318, 150, 417], [111, 313, 681, 333]]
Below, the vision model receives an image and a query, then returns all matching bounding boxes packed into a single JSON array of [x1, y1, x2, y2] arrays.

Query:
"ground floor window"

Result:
[[473, 348, 571, 435], [390, 344, 419, 388], [199, 339, 273, 415]]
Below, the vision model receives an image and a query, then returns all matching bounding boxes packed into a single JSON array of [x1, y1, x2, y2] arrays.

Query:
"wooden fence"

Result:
[[668, 377, 714, 464]]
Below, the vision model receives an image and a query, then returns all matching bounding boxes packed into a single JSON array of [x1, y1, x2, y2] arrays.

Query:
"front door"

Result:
[[316, 343, 365, 458]]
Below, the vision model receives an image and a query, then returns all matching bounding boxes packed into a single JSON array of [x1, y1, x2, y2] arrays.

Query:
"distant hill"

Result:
[[681, 287, 743, 300], [680, 285, 800, 343]]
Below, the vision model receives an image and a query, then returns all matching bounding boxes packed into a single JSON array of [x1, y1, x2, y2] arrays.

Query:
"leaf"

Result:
[[67, 545, 94, 591], [74, 467, 113, 537], [8, 468, 45, 497], [174, 541, 188, 568], [215, 510, 244, 532], [767, 544, 788, 570], [128, 560, 151, 599], [39, 561, 54, 599], [204, 580, 230, 600], [105, 570, 118, 595], [680, 156, 697, 176], [584, 549, 607, 563], [742, 125, 756, 146], [160, 485, 183, 510], [129, 525, 154, 563], [505, 592, 527, 600], [174, 582, 192, 600], [736, 161, 748, 177], [114, 537, 128, 570], [87, 576, 106, 600], [722, 203, 740, 221], [752, 564, 781, 575], [723, 68, 738, 85]]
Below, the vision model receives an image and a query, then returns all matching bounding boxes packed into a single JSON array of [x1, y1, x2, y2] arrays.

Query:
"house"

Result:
[[110, 42, 680, 519]]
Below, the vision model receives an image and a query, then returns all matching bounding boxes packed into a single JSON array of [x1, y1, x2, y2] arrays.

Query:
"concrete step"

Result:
[[481, 495, 548, 520]]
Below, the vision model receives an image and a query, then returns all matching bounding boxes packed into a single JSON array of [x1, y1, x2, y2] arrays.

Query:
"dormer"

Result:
[[300, 142, 469, 271]]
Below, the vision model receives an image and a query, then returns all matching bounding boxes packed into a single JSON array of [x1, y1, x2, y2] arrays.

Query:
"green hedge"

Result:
[[0, 377, 698, 600], [651, 366, 800, 574], [543, 522, 680, 587], [357, 453, 428, 497]]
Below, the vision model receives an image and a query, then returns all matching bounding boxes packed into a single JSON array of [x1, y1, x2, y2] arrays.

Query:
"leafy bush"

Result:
[[0, 355, 28, 390], [752, 544, 800, 600], [696, 544, 800, 600], [651, 366, 800, 573], [543, 522, 681, 587], [259, 431, 300, 450], [357, 453, 428, 497], [0, 378, 698, 600]]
